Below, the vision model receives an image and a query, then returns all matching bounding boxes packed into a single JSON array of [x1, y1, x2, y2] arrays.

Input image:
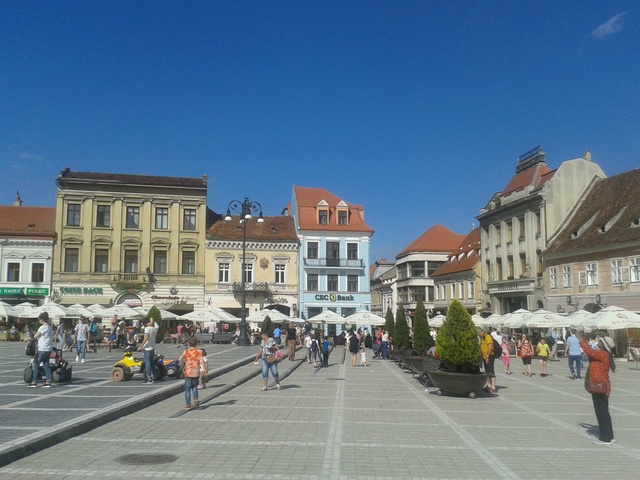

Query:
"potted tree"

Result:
[[427, 299, 487, 398]]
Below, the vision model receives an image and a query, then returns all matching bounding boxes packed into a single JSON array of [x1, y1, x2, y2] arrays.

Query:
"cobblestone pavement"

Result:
[[0, 341, 256, 466], [1, 345, 639, 479]]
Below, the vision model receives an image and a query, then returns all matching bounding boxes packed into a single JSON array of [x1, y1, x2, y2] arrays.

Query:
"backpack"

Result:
[[491, 336, 502, 359], [311, 339, 318, 352]]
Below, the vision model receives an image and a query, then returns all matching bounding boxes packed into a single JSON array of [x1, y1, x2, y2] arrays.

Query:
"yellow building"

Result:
[[52, 169, 208, 313], [205, 215, 299, 319]]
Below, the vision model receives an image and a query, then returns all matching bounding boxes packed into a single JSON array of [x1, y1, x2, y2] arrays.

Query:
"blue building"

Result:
[[290, 186, 374, 337]]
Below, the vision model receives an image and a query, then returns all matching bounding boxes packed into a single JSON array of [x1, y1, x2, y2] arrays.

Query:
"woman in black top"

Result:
[[286, 324, 297, 360]]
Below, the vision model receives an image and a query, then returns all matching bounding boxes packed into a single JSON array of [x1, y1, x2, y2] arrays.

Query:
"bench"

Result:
[[401, 356, 441, 386], [211, 332, 235, 344], [194, 333, 215, 344]]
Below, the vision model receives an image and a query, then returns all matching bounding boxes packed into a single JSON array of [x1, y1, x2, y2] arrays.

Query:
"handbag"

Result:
[[266, 354, 277, 364], [586, 380, 607, 395], [25, 341, 36, 357]]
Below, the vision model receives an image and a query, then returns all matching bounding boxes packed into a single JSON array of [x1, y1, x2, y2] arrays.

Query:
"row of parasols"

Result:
[[0, 301, 389, 327], [428, 306, 640, 331]]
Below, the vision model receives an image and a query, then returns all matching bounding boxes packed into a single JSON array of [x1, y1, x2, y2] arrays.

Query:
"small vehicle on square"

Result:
[[109, 350, 167, 382], [24, 348, 72, 384]]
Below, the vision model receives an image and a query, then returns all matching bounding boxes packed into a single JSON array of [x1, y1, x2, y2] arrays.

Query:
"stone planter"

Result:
[[426, 370, 489, 399]]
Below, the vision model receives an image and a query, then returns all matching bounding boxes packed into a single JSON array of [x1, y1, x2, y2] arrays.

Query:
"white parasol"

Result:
[[343, 311, 386, 326], [582, 306, 640, 330], [307, 310, 344, 324]]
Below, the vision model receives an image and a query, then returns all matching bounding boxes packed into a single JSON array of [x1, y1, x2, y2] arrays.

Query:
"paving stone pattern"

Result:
[[1, 342, 640, 479]]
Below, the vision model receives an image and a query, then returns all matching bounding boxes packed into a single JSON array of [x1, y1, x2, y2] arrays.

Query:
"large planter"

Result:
[[426, 370, 489, 399]]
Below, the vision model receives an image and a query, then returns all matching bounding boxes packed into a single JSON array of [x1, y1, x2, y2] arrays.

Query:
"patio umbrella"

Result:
[[307, 310, 344, 324], [204, 306, 241, 322], [524, 309, 568, 328], [582, 306, 640, 330], [66, 304, 94, 317], [287, 317, 306, 324], [247, 308, 290, 323], [344, 311, 386, 326], [501, 309, 532, 328], [483, 314, 504, 327], [0, 301, 18, 319], [428, 314, 446, 328], [86, 304, 108, 314], [101, 305, 145, 319], [471, 314, 485, 326], [29, 303, 70, 319], [179, 309, 239, 323], [567, 309, 593, 328]]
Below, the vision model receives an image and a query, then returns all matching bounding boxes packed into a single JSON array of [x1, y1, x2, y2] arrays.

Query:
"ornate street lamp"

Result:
[[225, 197, 264, 346]]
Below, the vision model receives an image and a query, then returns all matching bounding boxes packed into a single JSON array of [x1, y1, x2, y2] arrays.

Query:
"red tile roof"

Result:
[[207, 215, 299, 243], [500, 163, 552, 197], [397, 224, 465, 257], [431, 228, 481, 277], [0, 206, 55, 239], [292, 186, 374, 233], [545, 168, 640, 255]]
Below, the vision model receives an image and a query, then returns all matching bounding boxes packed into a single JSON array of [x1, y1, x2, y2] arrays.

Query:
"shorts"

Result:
[[521, 356, 532, 365]]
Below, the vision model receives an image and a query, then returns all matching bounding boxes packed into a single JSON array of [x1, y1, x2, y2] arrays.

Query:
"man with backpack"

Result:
[[480, 328, 499, 394]]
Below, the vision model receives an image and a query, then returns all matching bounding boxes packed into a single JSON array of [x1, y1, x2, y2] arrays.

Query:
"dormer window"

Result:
[[336, 200, 349, 226], [316, 199, 329, 225]]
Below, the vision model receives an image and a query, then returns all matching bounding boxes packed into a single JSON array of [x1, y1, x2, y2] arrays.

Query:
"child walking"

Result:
[[179, 337, 204, 410], [198, 348, 209, 389], [360, 345, 367, 367]]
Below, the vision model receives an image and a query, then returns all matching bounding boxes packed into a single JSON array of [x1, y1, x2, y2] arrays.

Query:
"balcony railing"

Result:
[[303, 258, 364, 268], [112, 273, 148, 284], [232, 282, 270, 293]]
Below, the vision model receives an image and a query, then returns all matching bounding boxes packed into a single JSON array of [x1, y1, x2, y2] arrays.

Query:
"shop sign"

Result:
[[26, 288, 49, 296], [0, 287, 24, 296], [60, 287, 104, 295], [314, 294, 355, 302]]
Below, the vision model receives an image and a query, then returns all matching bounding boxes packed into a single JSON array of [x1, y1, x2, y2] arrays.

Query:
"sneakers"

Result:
[[76, 356, 79, 362], [261, 386, 268, 391], [193, 399, 199, 408], [142, 380, 155, 385], [26, 383, 37, 388], [593, 440, 612, 445], [81, 359, 85, 364], [42, 383, 52, 388], [571, 373, 576, 379], [276, 383, 281, 390], [184, 405, 191, 411]]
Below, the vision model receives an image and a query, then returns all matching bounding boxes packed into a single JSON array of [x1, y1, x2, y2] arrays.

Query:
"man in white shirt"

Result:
[[304, 333, 312, 363], [138, 317, 159, 384]]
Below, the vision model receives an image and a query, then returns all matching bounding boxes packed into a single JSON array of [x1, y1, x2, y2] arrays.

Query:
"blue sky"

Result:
[[2, 2, 638, 261]]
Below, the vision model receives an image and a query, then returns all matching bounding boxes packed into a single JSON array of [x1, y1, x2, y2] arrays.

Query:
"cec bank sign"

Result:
[[314, 294, 355, 302]]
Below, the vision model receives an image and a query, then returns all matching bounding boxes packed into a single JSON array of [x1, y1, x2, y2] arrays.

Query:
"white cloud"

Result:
[[18, 152, 45, 162], [592, 12, 627, 40]]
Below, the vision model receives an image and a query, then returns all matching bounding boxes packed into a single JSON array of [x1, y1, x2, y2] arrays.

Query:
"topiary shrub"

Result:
[[394, 304, 410, 351], [147, 306, 165, 343], [384, 306, 395, 338], [436, 299, 480, 374], [412, 300, 434, 356]]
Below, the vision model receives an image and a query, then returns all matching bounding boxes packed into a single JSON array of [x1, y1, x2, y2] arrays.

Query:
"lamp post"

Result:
[[225, 197, 264, 346]]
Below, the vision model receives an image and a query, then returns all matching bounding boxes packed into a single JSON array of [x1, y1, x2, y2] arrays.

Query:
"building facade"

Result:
[[395, 224, 465, 324], [477, 148, 604, 315], [0, 196, 55, 307], [205, 215, 299, 319], [370, 258, 395, 318], [544, 168, 640, 315], [290, 186, 374, 335], [431, 227, 482, 316], [52, 169, 208, 312]]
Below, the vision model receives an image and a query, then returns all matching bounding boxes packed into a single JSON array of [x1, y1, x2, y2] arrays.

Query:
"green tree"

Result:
[[384, 306, 395, 337], [394, 305, 410, 351], [436, 299, 480, 373], [147, 306, 165, 343], [261, 315, 273, 337], [412, 300, 433, 356]]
